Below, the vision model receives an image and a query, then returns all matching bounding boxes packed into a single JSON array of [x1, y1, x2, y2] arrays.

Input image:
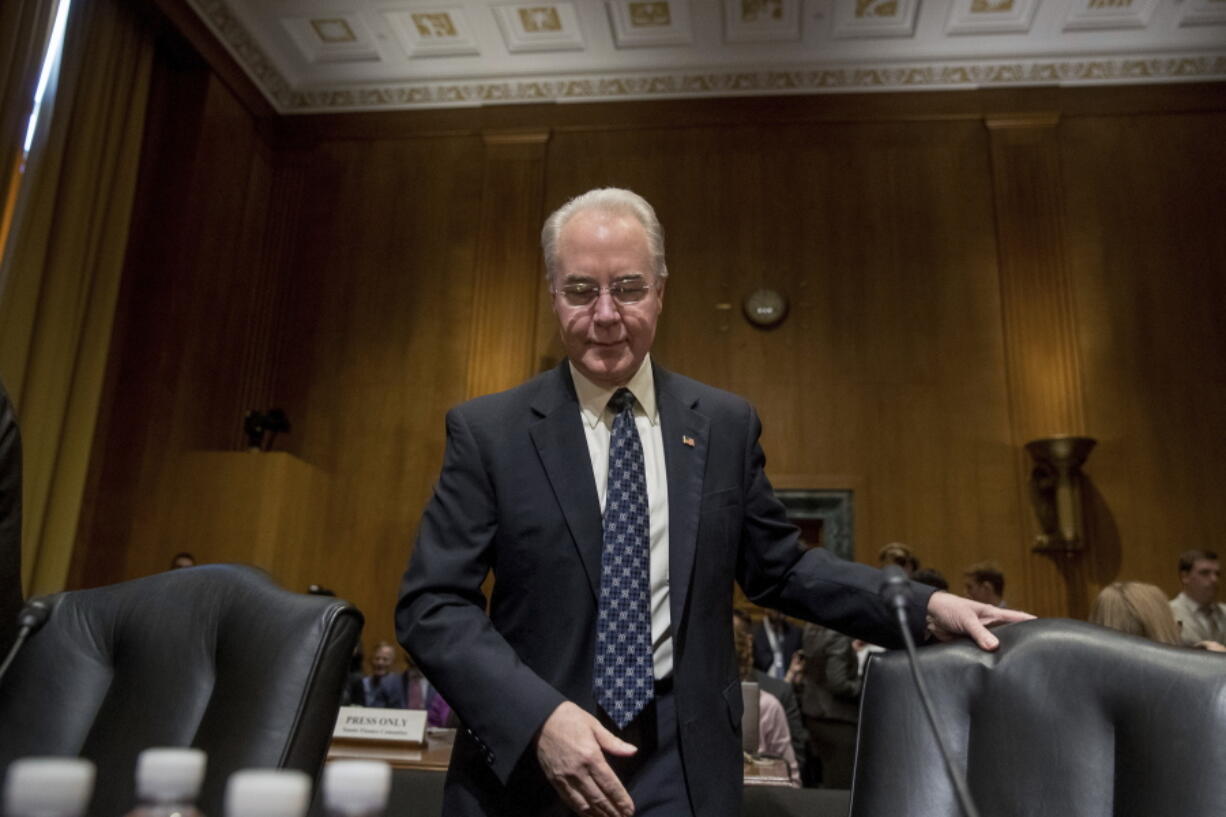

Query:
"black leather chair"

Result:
[[0, 564, 363, 817], [0, 379, 22, 657], [850, 618, 1226, 817]]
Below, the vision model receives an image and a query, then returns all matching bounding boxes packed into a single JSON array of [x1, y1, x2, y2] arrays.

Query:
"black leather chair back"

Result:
[[0, 564, 363, 817], [851, 618, 1226, 817], [0, 379, 22, 657]]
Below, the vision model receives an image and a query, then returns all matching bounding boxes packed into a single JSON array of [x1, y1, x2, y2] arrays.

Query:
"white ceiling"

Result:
[[186, 0, 1226, 114]]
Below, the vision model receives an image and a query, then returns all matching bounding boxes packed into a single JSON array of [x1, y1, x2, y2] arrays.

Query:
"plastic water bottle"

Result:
[[322, 761, 391, 817], [224, 770, 311, 817], [3, 757, 95, 817], [124, 748, 207, 817]]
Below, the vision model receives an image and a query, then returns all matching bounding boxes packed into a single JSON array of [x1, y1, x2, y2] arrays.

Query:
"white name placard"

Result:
[[332, 706, 427, 744]]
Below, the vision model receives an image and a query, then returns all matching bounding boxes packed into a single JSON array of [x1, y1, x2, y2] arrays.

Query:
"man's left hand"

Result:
[[925, 591, 1034, 650]]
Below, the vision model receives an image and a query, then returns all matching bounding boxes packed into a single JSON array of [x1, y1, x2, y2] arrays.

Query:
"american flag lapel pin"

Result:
[[681, 435, 695, 448]]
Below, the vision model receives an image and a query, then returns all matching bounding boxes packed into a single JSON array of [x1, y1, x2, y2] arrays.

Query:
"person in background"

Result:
[[169, 552, 195, 570], [798, 622, 861, 788], [878, 542, 918, 577], [964, 561, 1006, 607], [362, 641, 403, 708], [912, 567, 949, 592], [1091, 581, 1184, 645], [752, 608, 802, 680], [736, 618, 799, 786], [1169, 549, 1226, 646], [733, 610, 807, 778]]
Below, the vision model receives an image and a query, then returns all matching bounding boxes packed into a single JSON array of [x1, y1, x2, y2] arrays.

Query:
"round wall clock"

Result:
[[742, 288, 788, 328]]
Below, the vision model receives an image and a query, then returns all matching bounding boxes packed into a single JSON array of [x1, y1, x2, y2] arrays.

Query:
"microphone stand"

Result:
[[882, 567, 982, 817]]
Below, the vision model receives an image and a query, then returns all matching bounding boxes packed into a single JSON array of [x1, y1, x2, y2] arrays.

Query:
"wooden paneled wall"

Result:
[[73, 39, 1226, 657]]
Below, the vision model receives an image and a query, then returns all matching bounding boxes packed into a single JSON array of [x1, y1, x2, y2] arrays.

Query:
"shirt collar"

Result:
[[570, 356, 658, 429]]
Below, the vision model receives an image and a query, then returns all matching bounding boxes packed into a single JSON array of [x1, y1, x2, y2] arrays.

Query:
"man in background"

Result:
[[964, 561, 1006, 608], [798, 622, 861, 788], [1170, 550, 1226, 646], [169, 552, 196, 569], [361, 641, 403, 708], [752, 607, 802, 680]]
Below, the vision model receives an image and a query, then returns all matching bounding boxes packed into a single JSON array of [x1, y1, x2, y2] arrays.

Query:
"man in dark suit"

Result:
[[397, 188, 1030, 817], [360, 641, 403, 708]]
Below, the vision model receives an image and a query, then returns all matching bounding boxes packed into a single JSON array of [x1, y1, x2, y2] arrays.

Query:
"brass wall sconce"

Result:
[[1026, 435, 1097, 553]]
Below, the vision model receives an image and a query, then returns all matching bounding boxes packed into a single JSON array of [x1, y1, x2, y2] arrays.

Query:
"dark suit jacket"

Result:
[[396, 361, 933, 817], [799, 623, 861, 723], [752, 619, 803, 677]]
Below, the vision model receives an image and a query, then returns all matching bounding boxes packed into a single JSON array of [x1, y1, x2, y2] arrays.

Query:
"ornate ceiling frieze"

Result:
[[183, 0, 1226, 114]]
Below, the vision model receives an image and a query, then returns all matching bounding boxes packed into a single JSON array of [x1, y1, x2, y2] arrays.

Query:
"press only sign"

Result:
[[332, 706, 427, 744]]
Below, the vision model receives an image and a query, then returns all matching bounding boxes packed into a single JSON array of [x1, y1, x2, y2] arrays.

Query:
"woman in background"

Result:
[[1090, 581, 1225, 651]]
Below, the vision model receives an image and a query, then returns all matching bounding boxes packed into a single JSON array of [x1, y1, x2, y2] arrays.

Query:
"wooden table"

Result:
[[328, 729, 455, 771], [330, 730, 794, 786]]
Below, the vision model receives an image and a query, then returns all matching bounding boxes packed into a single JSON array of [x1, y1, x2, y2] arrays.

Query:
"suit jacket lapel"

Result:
[[655, 366, 709, 639], [529, 363, 603, 602]]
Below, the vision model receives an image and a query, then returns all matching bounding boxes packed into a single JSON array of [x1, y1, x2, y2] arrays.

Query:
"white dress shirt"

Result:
[[571, 356, 672, 679], [1170, 592, 1226, 645]]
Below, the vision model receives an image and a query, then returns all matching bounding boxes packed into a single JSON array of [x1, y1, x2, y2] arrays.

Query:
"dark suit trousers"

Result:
[[603, 680, 695, 817]]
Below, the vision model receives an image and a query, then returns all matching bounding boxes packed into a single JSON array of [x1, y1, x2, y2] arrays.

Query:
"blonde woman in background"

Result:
[[1090, 582, 1226, 651]]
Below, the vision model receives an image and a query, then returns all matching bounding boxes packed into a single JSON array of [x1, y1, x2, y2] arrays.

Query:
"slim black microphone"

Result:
[[878, 567, 981, 817], [0, 598, 53, 685]]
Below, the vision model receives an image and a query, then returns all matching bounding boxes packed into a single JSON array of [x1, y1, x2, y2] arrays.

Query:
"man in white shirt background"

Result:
[[1170, 549, 1226, 646]]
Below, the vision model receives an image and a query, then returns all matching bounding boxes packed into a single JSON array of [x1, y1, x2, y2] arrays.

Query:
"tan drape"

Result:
[[0, 0, 152, 595], [0, 0, 54, 214]]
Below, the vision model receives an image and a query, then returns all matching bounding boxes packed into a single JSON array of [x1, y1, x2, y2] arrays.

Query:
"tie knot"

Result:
[[608, 388, 636, 415]]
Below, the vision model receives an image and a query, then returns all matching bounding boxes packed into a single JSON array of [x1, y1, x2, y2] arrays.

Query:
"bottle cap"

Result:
[[322, 761, 391, 816], [136, 748, 207, 802], [4, 758, 96, 817], [225, 769, 311, 817]]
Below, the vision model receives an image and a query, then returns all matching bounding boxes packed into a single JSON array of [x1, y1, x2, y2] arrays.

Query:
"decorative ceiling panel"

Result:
[[183, 0, 1226, 113], [384, 7, 482, 58]]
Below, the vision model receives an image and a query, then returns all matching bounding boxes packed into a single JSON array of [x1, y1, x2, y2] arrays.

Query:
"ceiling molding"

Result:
[[181, 0, 1226, 115]]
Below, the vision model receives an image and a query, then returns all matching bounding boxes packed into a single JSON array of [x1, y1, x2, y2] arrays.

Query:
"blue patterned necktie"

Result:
[[594, 387, 654, 729]]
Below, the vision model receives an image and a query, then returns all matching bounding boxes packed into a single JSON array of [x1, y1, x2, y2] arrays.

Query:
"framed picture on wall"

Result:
[[776, 489, 854, 562]]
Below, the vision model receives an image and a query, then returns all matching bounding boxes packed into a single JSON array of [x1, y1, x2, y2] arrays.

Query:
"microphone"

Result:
[[0, 597, 53, 686], [17, 597, 51, 633], [880, 563, 911, 614], [878, 567, 981, 817]]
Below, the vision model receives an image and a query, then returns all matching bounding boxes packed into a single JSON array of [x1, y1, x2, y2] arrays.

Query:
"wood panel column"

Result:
[[465, 130, 551, 399], [986, 113, 1090, 619]]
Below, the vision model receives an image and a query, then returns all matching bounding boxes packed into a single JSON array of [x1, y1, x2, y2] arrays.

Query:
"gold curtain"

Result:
[[0, 0, 56, 266], [0, 0, 54, 216], [0, 0, 152, 595]]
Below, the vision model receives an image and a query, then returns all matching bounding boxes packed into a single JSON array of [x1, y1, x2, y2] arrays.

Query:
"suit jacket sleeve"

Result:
[[733, 402, 934, 647], [396, 405, 565, 784]]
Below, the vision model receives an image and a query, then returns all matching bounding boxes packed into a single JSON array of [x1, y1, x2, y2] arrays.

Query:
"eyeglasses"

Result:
[[554, 280, 654, 308]]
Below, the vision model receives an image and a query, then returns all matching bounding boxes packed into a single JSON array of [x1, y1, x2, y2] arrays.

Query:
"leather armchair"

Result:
[[0, 379, 21, 657], [0, 564, 363, 817], [850, 618, 1226, 817]]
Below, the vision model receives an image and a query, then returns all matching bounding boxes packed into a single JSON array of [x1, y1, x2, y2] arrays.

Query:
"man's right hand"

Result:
[[535, 701, 637, 817]]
